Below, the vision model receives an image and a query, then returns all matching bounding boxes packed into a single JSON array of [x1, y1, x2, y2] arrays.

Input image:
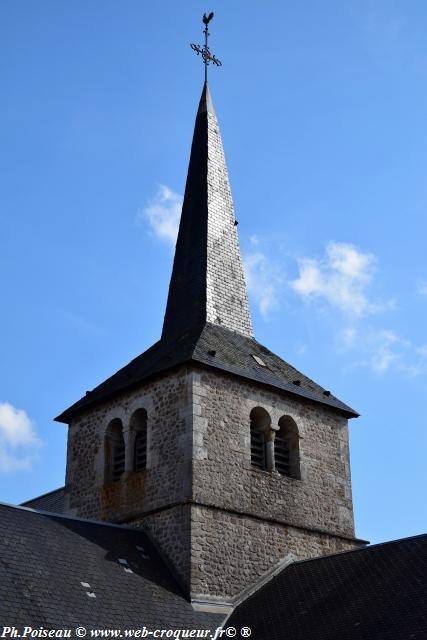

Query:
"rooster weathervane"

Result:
[[190, 12, 222, 82]]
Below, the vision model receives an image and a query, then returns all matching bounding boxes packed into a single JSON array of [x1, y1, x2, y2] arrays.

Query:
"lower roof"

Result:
[[0, 502, 223, 630], [1, 501, 426, 635], [21, 486, 65, 514], [228, 532, 427, 640]]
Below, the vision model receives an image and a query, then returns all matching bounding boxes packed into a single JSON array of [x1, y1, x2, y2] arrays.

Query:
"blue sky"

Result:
[[0, 1, 426, 544]]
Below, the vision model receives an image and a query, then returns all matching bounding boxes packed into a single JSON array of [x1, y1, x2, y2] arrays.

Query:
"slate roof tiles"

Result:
[[56, 323, 358, 423], [2, 502, 426, 637], [21, 486, 65, 514], [228, 533, 427, 640], [0, 503, 223, 630]]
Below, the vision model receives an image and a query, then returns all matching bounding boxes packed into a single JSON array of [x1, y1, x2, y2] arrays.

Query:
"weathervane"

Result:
[[190, 12, 222, 82]]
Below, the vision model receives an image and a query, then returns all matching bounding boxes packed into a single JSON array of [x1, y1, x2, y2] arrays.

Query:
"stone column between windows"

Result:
[[265, 424, 279, 471], [122, 427, 134, 478]]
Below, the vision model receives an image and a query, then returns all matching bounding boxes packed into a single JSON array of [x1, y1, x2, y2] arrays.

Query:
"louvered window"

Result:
[[249, 407, 271, 471], [134, 430, 147, 472], [276, 416, 300, 480], [251, 429, 266, 469], [112, 441, 125, 481], [105, 418, 125, 483], [130, 408, 148, 473], [274, 433, 290, 476]]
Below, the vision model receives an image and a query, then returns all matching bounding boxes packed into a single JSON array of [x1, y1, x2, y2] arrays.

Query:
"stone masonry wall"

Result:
[[64, 367, 192, 521], [64, 363, 360, 601], [132, 505, 192, 593], [191, 368, 355, 538], [187, 367, 360, 599], [190, 504, 361, 601]]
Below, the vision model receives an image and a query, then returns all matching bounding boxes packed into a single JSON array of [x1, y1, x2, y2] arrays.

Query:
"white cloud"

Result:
[[290, 242, 385, 317], [0, 403, 41, 472], [296, 343, 308, 355], [138, 185, 182, 246], [243, 251, 284, 319], [368, 330, 409, 374], [136, 194, 426, 378], [417, 344, 427, 359], [410, 345, 427, 376], [139, 186, 287, 318], [286, 240, 426, 377], [338, 326, 427, 376]]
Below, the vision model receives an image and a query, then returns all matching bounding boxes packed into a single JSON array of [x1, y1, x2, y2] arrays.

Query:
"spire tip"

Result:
[[190, 12, 222, 82]]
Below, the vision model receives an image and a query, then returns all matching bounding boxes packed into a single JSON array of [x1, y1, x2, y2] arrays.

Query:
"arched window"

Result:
[[275, 416, 300, 479], [130, 408, 148, 472], [105, 419, 125, 483], [250, 407, 271, 470]]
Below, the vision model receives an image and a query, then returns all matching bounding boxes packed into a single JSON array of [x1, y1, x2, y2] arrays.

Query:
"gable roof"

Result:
[[2, 501, 425, 634], [56, 322, 358, 423], [0, 502, 223, 629], [21, 486, 65, 514], [228, 533, 427, 640]]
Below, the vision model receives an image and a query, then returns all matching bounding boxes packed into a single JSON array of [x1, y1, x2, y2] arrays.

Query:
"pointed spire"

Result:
[[161, 82, 253, 341], [197, 80, 216, 116]]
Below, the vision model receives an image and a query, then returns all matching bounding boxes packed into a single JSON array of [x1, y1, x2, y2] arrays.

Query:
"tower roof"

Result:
[[161, 81, 253, 341], [55, 322, 358, 422], [56, 81, 358, 423]]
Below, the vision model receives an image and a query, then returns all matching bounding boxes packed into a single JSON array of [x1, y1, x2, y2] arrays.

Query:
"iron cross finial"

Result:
[[190, 12, 222, 82]]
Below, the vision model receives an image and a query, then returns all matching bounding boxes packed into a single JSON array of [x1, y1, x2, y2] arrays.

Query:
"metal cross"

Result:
[[190, 12, 222, 82]]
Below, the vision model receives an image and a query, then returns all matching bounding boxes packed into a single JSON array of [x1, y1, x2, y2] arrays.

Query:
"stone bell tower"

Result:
[[56, 52, 364, 607]]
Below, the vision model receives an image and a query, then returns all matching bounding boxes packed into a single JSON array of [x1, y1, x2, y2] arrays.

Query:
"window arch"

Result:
[[130, 408, 148, 472], [275, 415, 300, 479], [249, 407, 271, 470], [105, 418, 125, 483]]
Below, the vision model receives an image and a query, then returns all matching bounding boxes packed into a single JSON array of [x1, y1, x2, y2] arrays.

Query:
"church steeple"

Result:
[[161, 80, 253, 340], [57, 14, 360, 604]]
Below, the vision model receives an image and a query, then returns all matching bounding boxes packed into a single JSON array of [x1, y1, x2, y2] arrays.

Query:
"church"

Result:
[[1, 15, 426, 639]]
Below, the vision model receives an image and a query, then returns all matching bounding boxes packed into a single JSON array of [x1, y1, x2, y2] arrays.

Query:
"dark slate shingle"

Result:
[[21, 486, 65, 514], [162, 82, 253, 342], [0, 503, 223, 630], [56, 323, 358, 424], [228, 533, 427, 640]]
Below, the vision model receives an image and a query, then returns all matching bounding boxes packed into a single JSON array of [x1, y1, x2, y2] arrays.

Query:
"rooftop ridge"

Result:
[[0, 499, 163, 533], [288, 530, 427, 565], [21, 485, 65, 505]]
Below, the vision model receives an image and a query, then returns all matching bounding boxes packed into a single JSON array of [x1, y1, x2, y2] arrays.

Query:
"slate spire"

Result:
[[161, 81, 253, 341]]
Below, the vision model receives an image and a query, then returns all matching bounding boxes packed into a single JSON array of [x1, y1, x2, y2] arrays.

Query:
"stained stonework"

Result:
[[64, 367, 192, 521], [64, 363, 361, 601]]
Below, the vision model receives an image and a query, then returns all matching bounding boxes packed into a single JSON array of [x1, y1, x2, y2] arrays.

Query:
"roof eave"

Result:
[[190, 358, 360, 419], [55, 356, 359, 424]]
